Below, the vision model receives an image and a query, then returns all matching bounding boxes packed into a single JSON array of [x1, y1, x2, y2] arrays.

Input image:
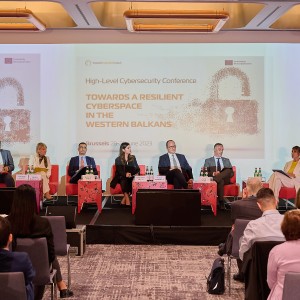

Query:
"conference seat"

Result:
[[15, 237, 57, 300], [223, 166, 239, 200], [0, 272, 27, 300], [65, 164, 100, 204], [279, 187, 296, 210], [282, 272, 300, 300]]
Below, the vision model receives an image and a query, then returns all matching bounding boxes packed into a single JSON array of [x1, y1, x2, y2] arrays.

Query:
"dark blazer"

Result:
[[0, 248, 35, 300], [8, 215, 55, 264], [158, 153, 193, 181], [230, 196, 262, 224], [0, 149, 15, 172], [110, 155, 140, 188], [68, 156, 98, 177], [204, 156, 233, 177]]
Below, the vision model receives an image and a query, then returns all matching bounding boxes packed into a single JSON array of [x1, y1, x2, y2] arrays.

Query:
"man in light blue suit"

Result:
[[204, 143, 234, 209], [158, 140, 193, 189], [0, 141, 15, 187]]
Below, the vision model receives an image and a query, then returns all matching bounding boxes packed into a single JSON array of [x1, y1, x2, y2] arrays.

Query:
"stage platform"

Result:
[[41, 196, 232, 246]]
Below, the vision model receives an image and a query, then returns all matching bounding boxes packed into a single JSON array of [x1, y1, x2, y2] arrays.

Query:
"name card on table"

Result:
[[134, 175, 148, 182], [16, 174, 29, 180], [197, 176, 212, 183], [28, 174, 42, 180], [81, 174, 95, 181], [154, 175, 166, 182]]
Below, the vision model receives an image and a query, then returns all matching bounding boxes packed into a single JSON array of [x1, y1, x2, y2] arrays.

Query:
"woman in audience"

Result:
[[267, 210, 300, 300], [29, 142, 53, 200], [7, 184, 73, 299], [110, 142, 140, 206]]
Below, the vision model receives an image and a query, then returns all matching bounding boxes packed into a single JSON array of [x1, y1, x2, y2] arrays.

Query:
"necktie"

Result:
[[172, 154, 178, 168], [80, 156, 84, 168], [217, 158, 221, 172]]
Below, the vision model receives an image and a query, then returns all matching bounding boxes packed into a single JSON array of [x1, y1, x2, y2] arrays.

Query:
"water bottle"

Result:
[[258, 167, 262, 178], [254, 167, 258, 177], [30, 165, 34, 174], [200, 167, 204, 177], [86, 166, 90, 175], [26, 165, 30, 174], [150, 166, 154, 181], [146, 166, 149, 181], [89, 165, 94, 175], [204, 167, 208, 177]]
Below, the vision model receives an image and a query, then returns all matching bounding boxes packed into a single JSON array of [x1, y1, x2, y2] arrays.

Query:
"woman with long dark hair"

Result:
[[110, 142, 140, 206], [7, 184, 73, 299]]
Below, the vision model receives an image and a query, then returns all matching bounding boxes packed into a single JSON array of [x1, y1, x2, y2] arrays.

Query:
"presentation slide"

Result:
[[0, 43, 299, 187]]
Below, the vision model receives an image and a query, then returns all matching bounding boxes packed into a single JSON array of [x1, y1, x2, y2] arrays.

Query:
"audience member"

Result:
[[110, 142, 140, 206], [268, 145, 300, 201], [68, 142, 98, 183], [204, 143, 234, 210], [0, 141, 15, 187], [267, 210, 300, 300], [158, 140, 193, 189], [0, 216, 35, 300], [7, 184, 73, 299], [239, 188, 285, 262], [29, 142, 52, 200]]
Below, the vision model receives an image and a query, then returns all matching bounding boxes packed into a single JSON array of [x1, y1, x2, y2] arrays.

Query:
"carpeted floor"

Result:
[[43, 245, 244, 299]]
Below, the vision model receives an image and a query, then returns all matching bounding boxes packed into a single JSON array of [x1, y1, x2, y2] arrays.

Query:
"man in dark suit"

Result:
[[0, 216, 35, 300], [0, 141, 15, 187], [204, 143, 234, 209], [158, 140, 193, 189], [218, 177, 263, 281], [68, 142, 98, 183]]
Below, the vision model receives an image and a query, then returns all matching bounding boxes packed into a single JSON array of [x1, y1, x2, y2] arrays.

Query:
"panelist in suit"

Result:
[[204, 143, 234, 209], [158, 140, 193, 189], [110, 142, 140, 206], [68, 142, 98, 183], [268, 145, 300, 201], [0, 141, 15, 187], [0, 216, 35, 300]]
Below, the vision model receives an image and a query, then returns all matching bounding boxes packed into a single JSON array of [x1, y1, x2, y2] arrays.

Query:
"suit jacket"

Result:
[[110, 155, 140, 188], [0, 149, 15, 172], [230, 196, 262, 224], [204, 156, 233, 177], [7, 215, 55, 264], [158, 153, 193, 181], [68, 156, 98, 177], [0, 248, 35, 300]]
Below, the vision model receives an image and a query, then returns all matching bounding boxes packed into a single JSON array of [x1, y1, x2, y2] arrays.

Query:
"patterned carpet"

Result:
[[44, 245, 244, 299]]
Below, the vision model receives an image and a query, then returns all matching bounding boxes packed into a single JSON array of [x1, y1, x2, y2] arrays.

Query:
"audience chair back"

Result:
[[278, 187, 296, 210], [43, 215, 71, 289], [227, 218, 250, 294], [0, 272, 27, 300], [15, 237, 57, 300], [282, 272, 300, 300]]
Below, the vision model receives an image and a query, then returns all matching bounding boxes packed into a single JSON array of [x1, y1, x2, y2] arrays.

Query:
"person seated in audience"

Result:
[[238, 188, 285, 280], [110, 142, 140, 206], [204, 143, 234, 210], [28, 142, 53, 200], [268, 145, 300, 201], [68, 142, 98, 183], [0, 216, 35, 300], [267, 210, 300, 300], [7, 184, 73, 299], [158, 139, 193, 189], [0, 141, 15, 187]]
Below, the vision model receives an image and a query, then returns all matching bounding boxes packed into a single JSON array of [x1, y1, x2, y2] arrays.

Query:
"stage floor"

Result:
[[42, 196, 232, 246]]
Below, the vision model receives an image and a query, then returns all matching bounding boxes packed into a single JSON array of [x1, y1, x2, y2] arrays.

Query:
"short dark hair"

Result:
[[292, 146, 300, 154], [281, 210, 300, 241], [0, 216, 11, 248], [166, 140, 175, 148], [78, 142, 87, 147], [256, 187, 276, 206], [214, 143, 223, 149]]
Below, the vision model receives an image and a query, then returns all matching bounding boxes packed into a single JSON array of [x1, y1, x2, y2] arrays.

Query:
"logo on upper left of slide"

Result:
[[0, 77, 30, 143]]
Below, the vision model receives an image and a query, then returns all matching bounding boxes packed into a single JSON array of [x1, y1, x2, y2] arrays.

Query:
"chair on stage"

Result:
[[15, 237, 57, 300], [279, 187, 296, 210], [227, 218, 250, 294], [282, 272, 300, 300], [0, 272, 27, 300], [224, 166, 239, 200], [44, 216, 71, 289], [105, 164, 145, 204], [65, 165, 100, 204]]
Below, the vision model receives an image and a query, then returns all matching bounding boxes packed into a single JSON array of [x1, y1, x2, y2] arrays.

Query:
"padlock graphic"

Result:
[[200, 67, 258, 134], [0, 77, 30, 142]]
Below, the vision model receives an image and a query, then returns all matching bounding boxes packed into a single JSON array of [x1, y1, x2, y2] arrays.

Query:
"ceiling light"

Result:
[[124, 9, 229, 33], [0, 9, 46, 31]]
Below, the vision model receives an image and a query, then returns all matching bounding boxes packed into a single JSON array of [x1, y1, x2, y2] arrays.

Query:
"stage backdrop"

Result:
[[0, 43, 299, 192]]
